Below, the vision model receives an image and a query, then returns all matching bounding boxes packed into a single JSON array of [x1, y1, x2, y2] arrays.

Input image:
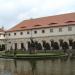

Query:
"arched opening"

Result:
[[69, 39, 73, 46], [62, 41, 69, 53], [53, 42, 59, 50], [72, 41, 75, 49]]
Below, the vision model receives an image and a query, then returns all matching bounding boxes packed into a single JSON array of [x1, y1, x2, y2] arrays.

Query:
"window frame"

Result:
[[68, 26, 72, 31], [59, 28, 62, 32], [50, 28, 53, 32]]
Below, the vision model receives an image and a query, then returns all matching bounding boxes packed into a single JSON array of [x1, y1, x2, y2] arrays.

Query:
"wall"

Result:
[[5, 25, 75, 50]]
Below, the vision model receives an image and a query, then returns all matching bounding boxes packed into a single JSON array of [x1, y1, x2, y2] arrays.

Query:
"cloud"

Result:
[[0, 0, 75, 29]]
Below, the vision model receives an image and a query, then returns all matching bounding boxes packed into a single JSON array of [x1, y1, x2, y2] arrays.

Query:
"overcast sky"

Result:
[[0, 0, 75, 30]]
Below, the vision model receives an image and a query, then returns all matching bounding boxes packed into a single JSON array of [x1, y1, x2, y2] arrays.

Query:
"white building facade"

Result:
[[0, 12, 75, 51]]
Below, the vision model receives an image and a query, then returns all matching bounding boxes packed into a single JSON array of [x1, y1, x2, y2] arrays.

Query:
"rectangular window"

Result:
[[59, 28, 62, 32], [68, 27, 72, 31], [14, 43, 17, 49], [20, 32, 23, 35], [50, 28, 53, 32], [21, 43, 24, 49]]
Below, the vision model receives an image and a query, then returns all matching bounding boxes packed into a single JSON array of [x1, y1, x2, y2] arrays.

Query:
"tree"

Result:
[[30, 38, 35, 49], [42, 40, 51, 52], [69, 39, 73, 46], [2, 44, 5, 50], [37, 43, 42, 50], [35, 41, 39, 50], [45, 43, 51, 50], [53, 42, 59, 50], [62, 42, 69, 53]]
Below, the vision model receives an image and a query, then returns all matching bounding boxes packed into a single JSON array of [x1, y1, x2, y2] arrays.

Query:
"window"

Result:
[[50, 28, 53, 32], [9, 33, 10, 36], [68, 27, 72, 31], [21, 43, 24, 49], [4, 34, 5, 37], [14, 33, 16, 35], [34, 24, 41, 27], [59, 28, 62, 32], [20, 32, 23, 35], [27, 31, 29, 34], [14, 43, 17, 49], [42, 30, 45, 33], [34, 31, 37, 34]]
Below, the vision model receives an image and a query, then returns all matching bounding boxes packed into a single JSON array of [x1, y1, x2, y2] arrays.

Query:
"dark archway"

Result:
[[62, 41, 69, 53], [53, 42, 59, 50], [69, 39, 73, 46], [72, 41, 75, 49]]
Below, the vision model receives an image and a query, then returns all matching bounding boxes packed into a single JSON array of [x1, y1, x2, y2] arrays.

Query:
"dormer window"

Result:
[[21, 26, 26, 28], [65, 21, 75, 23], [48, 22, 57, 25], [33, 24, 41, 27]]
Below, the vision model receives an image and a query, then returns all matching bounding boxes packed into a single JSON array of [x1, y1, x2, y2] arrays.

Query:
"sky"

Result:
[[0, 0, 75, 30]]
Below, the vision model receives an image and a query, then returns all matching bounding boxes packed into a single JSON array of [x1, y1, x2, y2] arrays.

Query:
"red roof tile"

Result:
[[7, 12, 75, 32]]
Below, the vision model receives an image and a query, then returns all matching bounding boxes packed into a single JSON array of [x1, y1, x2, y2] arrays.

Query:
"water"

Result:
[[0, 58, 75, 75]]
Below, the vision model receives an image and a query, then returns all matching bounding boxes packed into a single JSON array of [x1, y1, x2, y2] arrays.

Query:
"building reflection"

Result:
[[0, 58, 75, 75]]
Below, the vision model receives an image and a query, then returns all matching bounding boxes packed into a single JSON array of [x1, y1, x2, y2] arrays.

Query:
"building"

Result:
[[0, 12, 75, 51], [0, 28, 6, 50]]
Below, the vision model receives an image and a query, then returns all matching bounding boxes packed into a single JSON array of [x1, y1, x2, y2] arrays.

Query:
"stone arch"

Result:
[[50, 39, 54, 50], [59, 39, 64, 47]]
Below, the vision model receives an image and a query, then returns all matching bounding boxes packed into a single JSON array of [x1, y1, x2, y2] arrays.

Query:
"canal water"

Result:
[[0, 58, 75, 75]]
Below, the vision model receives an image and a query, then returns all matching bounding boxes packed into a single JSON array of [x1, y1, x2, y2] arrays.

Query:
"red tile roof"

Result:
[[7, 12, 75, 32]]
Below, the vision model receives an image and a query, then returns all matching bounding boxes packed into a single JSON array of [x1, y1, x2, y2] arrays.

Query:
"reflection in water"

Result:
[[0, 58, 75, 75], [29, 60, 37, 75]]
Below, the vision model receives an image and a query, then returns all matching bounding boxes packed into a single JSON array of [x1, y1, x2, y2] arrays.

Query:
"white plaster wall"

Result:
[[6, 25, 75, 39], [0, 32, 5, 39], [5, 25, 75, 50]]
